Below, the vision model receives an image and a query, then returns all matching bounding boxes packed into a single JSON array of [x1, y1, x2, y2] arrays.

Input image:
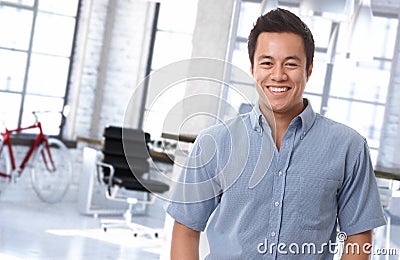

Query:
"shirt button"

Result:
[[278, 171, 283, 176], [274, 201, 280, 207], [271, 231, 276, 237]]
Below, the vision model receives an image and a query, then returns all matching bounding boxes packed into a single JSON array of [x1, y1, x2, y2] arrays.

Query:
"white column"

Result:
[[377, 20, 400, 169]]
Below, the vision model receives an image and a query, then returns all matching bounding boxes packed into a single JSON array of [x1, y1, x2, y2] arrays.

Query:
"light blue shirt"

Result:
[[167, 100, 386, 259]]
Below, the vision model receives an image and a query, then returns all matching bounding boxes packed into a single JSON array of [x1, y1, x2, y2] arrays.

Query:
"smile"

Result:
[[268, 86, 291, 93]]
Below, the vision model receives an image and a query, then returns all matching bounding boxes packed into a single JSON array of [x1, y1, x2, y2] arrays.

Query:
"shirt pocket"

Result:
[[298, 177, 339, 230]]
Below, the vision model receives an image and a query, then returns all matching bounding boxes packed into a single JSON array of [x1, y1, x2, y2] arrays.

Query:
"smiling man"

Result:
[[251, 31, 312, 150], [167, 8, 386, 259]]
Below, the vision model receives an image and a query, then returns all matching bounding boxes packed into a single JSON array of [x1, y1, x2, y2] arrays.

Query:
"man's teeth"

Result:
[[270, 87, 288, 93]]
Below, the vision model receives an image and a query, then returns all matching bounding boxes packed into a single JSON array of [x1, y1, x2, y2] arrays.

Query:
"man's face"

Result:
[[251, 32, 312, 115]]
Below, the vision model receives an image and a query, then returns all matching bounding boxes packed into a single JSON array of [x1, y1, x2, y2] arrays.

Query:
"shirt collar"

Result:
[[295, 99, 316, 138], [250, 103, 264, 133], [249, 99, 316, 136]]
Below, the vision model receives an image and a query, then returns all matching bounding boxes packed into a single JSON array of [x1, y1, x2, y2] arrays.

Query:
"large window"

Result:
[[230, 0, 399, 165], [302, 12, 397, 164], [0, 0, 80, 137], [142, 0, 198, 139]]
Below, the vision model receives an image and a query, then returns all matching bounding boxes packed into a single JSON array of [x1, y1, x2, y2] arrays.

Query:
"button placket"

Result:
[[269, 127, 295, 251], [268, 168, 285, 247]]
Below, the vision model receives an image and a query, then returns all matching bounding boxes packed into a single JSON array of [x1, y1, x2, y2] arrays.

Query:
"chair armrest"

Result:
[[96, 161, 115, 197]]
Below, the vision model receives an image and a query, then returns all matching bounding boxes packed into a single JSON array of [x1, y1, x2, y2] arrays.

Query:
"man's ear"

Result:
[[306, 63, 313, 81]]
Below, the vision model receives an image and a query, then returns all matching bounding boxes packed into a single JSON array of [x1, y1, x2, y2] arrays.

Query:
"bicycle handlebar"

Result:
[[32, 110, 63, 123]]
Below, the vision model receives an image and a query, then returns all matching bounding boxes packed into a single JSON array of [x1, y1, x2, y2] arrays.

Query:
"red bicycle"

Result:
[[0, 111, 72, 203]]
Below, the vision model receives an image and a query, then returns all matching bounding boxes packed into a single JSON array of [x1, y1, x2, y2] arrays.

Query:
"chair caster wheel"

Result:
[[133, 233, 138, 237], [103, 228, 107, 232], [154, 233, 158, 238]]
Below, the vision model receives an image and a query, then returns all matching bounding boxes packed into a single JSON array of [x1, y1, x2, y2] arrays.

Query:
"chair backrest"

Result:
[[101, 125, 169, 194], [102, 126, 150, 180]]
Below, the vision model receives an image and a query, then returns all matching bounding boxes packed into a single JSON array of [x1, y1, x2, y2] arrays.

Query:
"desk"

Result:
[[150, 150, 174, 164], [374, 166, 400, 181], [78, 147, 174, 216], [161, 132, 196, 143]]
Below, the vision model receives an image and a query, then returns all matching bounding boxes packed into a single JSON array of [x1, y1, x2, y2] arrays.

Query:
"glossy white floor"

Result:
[[0, 198, 170, 260], [1, 192, 400, 260]]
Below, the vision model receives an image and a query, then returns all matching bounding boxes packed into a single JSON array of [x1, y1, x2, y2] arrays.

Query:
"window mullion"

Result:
[[17, 0, 38, 129]]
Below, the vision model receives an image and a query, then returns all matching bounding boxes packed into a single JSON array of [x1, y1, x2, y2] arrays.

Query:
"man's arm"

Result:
[[341, 230, 372, 260], [171, 220, 201, 260]]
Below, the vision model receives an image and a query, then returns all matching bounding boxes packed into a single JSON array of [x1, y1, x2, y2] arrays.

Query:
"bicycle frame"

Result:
[[0, 121, 55, 179]]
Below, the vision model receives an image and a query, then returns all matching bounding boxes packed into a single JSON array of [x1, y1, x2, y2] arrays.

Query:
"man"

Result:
[[167, 8, 386, 259]]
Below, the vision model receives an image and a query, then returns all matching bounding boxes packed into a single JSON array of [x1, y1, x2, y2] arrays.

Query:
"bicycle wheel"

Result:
[[30, 138, 72, 203], [0, 142, 11, 195]]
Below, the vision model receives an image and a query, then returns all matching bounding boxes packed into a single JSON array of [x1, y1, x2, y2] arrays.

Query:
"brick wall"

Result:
[[69, 0, 152, 202], [73, 0, 152, 140]]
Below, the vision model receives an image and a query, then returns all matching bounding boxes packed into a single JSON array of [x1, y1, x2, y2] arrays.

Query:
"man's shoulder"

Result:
[[314, 114, 366, 144], [199, 113, 252, 139]]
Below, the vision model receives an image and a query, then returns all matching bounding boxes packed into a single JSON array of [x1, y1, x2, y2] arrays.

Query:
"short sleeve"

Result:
[[337, 139, 386, 235], [166, 130, 222, 231]]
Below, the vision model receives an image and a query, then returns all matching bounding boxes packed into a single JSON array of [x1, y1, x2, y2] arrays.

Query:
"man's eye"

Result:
[[286, 63, 298, 67], [261, 61, 272, 66]]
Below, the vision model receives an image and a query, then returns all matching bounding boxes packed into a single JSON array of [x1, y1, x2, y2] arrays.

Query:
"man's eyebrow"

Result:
[[284, 55, 302, 62], [257, 55, 272, 61], [256, 55, 302, 62]]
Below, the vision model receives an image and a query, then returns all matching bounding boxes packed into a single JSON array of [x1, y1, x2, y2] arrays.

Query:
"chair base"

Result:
[[100, 203, 161, 239]]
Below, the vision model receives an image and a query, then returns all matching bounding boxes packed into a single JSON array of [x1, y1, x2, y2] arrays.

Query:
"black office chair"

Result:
[[96, 126, 169, 237]]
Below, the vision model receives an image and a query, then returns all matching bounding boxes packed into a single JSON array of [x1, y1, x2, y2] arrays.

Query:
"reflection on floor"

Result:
[[0, 194, 399, 260], [0, 199, 168, 260]]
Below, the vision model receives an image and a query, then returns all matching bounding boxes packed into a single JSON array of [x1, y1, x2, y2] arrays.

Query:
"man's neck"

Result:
[[259, 101, 305, 150]]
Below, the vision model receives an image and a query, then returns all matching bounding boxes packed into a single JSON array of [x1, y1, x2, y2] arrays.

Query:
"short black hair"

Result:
[[248, 8, 315, 72]]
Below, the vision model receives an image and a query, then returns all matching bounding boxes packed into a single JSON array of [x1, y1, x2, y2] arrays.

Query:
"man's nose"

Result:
[[270, 66, 287, 81]]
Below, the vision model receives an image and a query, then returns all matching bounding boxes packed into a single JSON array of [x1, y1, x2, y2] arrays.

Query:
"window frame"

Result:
[[0, 0, 81, 139]]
